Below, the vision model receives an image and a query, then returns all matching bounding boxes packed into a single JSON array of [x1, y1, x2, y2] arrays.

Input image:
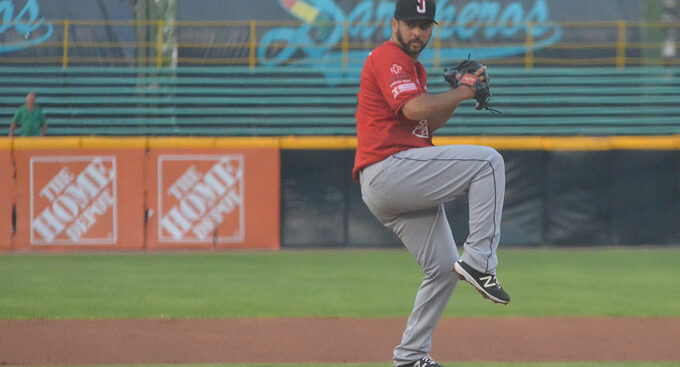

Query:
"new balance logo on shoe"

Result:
[[452, 260, 511, 305], [480, 275, 496, 288]]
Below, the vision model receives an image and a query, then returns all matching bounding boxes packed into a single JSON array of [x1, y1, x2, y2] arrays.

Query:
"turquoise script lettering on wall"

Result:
[[260, 0, 561, 82], [0, 0, 53, 54]]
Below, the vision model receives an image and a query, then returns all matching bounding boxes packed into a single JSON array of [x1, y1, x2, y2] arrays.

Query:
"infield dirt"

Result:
[[1, 317, 679, 364]]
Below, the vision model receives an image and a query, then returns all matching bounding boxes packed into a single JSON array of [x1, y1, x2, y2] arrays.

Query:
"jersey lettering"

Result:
[[416, 0, 426, 14]]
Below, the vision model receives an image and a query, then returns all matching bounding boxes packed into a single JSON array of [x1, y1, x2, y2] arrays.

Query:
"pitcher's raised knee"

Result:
[[488, 147, 504, 170]]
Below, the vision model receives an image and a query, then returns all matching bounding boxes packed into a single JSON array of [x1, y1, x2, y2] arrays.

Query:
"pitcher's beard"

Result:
[[396, 31, 429, 58]]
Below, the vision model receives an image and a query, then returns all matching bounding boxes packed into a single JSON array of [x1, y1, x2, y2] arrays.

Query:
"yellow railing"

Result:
[[1, 20, 679, 68]]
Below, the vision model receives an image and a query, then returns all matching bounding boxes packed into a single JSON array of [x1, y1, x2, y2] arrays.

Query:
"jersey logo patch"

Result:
[[391, 82, 417, 99], [389, 71, 413, 87], [412, 120, 429, 139], [390, 64, 403, 74]]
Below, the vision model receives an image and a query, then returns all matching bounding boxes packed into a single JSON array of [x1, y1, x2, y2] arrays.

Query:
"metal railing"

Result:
[[0, 20, 679, 68]]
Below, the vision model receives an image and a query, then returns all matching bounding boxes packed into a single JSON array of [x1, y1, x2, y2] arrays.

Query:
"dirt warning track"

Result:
[[1, 317, 679, 365]]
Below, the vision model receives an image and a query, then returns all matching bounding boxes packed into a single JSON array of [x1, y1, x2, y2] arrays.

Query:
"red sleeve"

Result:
[[371, 47, 425, 114]]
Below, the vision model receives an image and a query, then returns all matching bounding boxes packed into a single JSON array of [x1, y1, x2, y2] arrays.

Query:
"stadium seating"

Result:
[[1, 66, 679, 136]]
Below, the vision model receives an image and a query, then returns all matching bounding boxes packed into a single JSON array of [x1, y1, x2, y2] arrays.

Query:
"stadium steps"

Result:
[[1, 66, 679, 136]]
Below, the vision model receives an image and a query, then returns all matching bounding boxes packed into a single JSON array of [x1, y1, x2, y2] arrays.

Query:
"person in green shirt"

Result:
[[9, 92, 47, 137]]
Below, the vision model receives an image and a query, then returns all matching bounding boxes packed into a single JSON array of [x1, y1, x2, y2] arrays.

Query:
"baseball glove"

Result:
[[444, 56, 500, 113]]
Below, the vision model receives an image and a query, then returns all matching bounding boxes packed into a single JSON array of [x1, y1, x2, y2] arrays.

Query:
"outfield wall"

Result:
[[0, 136, 678, 251], [282, 148, 680, 248], [0, 137, 280, 251]]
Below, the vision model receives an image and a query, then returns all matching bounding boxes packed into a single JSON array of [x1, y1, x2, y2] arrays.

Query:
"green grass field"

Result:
[[1, 247, 679, 319], [2, 247, 679, 367]]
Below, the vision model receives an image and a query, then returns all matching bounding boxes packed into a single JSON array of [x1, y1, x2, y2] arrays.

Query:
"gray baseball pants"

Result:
[[358, 145, 505, 365]]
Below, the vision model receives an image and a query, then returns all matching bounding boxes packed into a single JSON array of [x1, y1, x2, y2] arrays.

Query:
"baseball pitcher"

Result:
[[353, 1, 510, 366]]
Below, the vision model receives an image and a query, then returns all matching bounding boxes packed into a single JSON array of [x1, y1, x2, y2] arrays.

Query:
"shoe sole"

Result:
[[452, 262, 509, 305]]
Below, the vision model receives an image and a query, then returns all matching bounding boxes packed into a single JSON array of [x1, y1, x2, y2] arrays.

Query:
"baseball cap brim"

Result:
[[396, 16, 438, 24]]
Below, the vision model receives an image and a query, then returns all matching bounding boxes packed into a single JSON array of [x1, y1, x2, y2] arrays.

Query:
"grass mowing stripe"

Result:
[[0, 248, 678, 319]]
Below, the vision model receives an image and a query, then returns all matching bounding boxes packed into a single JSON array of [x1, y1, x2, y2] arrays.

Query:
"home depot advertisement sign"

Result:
[[146, 148, 280, 249], [13, 148, 145, 250], [32, 156, 116, 244], [159, 155, 243, 243]]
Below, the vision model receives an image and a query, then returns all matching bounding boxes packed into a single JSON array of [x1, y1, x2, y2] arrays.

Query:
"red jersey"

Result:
[[353, 41, 433, 181]]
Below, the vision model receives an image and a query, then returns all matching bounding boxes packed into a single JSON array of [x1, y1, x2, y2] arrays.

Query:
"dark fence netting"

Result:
[[281, 149, 680, 247]]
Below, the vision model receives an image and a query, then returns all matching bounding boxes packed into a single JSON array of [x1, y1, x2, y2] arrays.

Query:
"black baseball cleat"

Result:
[[398, 356, 444, 367], [452, 260, 511, 305]]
